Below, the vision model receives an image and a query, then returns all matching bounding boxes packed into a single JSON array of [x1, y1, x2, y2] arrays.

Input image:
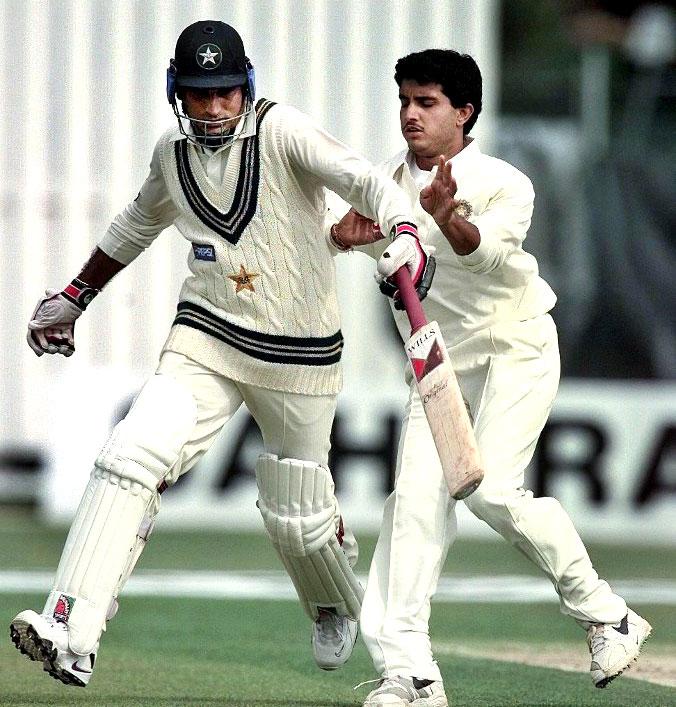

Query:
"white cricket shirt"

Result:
[[366, 140, 557, 347]]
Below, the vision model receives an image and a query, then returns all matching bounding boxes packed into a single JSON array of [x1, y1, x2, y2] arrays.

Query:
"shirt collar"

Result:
[[397, 137, 480, 176], [446, 137, 480, 171]]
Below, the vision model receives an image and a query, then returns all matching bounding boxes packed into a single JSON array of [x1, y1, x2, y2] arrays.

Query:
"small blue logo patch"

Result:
[[192, 243, 216, 261]]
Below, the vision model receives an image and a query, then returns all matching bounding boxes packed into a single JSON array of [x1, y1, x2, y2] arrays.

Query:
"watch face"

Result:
[[454, 199, 472, 219]]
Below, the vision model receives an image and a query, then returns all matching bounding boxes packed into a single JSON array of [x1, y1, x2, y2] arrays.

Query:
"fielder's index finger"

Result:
[[443, 157, 458, 197], [441, 155, 452, 185], [434, 156, 447, 190]]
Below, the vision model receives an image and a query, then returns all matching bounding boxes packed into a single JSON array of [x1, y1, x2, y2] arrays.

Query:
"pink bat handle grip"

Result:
[[393, 267, 428, 332]]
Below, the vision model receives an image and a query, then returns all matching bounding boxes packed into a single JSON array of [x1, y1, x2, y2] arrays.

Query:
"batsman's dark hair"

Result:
[[394, 49, 482, 134]]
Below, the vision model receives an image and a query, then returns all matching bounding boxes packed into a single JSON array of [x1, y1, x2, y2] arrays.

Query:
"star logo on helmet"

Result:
[[200, 47, 218, 64], [196, 44, 222, 69]]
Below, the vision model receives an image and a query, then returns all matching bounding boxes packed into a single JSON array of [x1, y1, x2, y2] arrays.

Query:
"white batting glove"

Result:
[[376, 223, 430, 283], [27, 279, 99, 357], [375, 223, 436, 308]]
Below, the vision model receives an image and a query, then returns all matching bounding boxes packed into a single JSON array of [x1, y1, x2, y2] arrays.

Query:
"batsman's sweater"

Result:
[[99, 99, 414, 395]]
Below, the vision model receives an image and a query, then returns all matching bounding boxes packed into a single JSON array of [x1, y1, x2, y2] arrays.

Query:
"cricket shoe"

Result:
[[361, 676, 448, 706], [10, 609, 96, 687], [311, 606, 358, 670], [587, 608, 652, 688]]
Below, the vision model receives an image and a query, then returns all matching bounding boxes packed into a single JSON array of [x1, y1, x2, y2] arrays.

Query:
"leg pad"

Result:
[[256, 454, 362, 620], [44, 465, 158, 655]]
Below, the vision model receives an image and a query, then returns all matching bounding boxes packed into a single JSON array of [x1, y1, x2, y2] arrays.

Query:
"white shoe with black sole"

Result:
[[587, 608, 652, 688], [10, 609, 96, 687], [311, 606, 358, 670], [361, 676, 448, 706]]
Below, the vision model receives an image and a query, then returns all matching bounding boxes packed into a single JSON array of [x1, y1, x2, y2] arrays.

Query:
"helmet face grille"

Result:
[[172, 96, 255, 149]]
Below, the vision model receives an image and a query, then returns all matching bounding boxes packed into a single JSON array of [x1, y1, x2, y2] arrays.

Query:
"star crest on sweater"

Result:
[[228, 264, 259, 293]]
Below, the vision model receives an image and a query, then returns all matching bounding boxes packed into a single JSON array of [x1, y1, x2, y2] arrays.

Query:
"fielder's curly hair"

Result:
[[394, 49, 482, 134]]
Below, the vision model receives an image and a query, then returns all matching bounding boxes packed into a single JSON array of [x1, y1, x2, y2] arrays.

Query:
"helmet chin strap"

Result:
[[173, 98, 255, 149]]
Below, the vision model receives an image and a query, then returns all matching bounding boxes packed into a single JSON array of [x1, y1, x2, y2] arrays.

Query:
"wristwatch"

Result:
[[453, 199, 473, 219], [62, 278, 100, 310]]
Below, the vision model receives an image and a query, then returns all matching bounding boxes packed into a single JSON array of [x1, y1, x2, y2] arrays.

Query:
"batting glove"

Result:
[[376, 223, 436, 309], [27, 278, 99, 357]]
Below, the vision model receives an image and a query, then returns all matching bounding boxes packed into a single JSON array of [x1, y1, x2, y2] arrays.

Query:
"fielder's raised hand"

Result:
[[420, 155, 459, 223], [376, 222, 436, 309], [27, 279, 99, 357], [420, 155, 479, 256]]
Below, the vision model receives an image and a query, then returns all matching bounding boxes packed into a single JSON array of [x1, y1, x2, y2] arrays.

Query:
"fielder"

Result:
[[334, 49, 652, 707], [9, 21, 434, 687]]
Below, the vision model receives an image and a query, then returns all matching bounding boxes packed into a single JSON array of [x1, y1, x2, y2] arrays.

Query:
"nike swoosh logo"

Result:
[[71, 660, 93, 674], [612, 615, 629, 636]]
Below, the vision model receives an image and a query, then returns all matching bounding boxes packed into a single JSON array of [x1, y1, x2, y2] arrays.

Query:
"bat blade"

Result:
[[404, 319, 484, 500]]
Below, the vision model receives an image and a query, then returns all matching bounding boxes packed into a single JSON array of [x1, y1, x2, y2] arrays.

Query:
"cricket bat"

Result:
[[393, 267, 484, 500]]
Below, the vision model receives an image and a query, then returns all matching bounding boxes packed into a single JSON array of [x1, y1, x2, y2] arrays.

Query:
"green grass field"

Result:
[[1, 509, 675, 707]]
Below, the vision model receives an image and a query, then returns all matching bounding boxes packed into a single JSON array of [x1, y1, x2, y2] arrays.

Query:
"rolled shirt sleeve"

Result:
[[98, 142, 179, 265]]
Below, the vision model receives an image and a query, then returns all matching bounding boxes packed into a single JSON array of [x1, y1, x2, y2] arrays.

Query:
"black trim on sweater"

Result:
[[173, 301, 343, 366]]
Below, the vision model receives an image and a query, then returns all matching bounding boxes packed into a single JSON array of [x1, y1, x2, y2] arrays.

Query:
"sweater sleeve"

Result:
[[97, 139, 180, 265], [276, 105, 415, 238]]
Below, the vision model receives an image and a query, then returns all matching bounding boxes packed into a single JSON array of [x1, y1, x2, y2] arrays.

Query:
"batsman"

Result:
[[9, 20, 435, 687], [334, 49, 652, 706]]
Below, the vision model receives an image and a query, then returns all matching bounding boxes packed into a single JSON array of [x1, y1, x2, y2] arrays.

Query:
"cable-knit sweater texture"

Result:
[[161, 102, 343, 395], [99, 99, 416, 395]]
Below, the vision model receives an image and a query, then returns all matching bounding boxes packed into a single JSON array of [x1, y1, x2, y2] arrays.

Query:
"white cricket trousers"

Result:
[[361, 314, 627, 681], [42, 350, 357, 654], [109, 349, 356, 552], [113, 349, 358, 557], [146, 350, 337, 479]]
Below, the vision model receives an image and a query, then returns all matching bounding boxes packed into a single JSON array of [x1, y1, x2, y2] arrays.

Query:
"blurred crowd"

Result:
[[499, 1, 675, 378]]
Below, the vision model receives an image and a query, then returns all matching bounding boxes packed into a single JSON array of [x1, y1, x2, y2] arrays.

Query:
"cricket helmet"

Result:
[[166, 20, 256, 146]]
